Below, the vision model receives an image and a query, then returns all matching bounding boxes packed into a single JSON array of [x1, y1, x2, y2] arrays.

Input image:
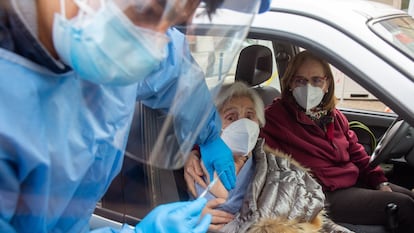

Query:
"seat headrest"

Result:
[[235, 45, 273, 86]]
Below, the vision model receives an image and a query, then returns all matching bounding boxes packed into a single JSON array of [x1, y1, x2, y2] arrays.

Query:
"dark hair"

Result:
[[143, 0, 224, 27], [281, 50, 337, 111], [202, 0, 225, 16]]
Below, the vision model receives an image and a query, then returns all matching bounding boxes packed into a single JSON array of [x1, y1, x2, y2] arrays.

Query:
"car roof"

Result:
[[252, 0, 411, 47], [269, 0, 406, 20]]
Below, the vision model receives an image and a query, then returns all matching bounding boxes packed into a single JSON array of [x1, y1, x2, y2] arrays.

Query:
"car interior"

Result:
[[93, 38, 414, 233]]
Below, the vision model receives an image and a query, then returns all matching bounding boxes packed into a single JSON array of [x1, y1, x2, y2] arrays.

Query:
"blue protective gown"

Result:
[[135, 28, 220, 146], [0, 5, 220, 233]]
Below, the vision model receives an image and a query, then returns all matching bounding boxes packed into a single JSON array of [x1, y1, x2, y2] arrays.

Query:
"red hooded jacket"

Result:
[[261, 98, 387, 191]]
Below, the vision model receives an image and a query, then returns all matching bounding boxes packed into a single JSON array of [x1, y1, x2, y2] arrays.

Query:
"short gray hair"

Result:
[[215, 82, 265, 127]]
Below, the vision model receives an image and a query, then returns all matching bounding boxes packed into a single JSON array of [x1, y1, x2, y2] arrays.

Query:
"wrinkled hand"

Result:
[[184, 150, 207, 198], [135, 198, 211, 233], [200, 137, 236, 190], [202, 198, 234, 231]]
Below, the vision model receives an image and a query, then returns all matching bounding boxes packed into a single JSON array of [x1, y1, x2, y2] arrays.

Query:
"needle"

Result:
[[198, 171, 224, 199]]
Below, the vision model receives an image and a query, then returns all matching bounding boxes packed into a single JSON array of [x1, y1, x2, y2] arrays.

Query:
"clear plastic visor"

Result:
[[129, 0, 261, 169], [74, 0, 262, 169], [72, 0, 260, 32]]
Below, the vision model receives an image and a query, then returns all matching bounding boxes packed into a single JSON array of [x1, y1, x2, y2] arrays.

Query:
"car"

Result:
[[91, 0, 414, 232]]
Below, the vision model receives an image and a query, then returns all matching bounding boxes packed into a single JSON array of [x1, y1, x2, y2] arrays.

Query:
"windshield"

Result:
[[370, 16, 414, 60]]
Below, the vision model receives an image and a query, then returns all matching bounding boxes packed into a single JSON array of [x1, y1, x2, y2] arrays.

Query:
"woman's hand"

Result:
[[202, 198, 235, 231], [184, 150, 207, 197]]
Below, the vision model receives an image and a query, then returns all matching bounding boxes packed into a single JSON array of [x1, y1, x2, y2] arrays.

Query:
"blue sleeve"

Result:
[[0, 161, 19, 233], [135, 28, 221, 145]]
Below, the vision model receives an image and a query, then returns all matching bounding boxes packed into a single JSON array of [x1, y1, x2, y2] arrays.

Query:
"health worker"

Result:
[[0, 0, 270, 232]]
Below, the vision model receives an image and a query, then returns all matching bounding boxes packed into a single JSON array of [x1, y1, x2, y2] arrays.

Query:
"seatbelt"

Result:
[[349, 121, 377, 151]]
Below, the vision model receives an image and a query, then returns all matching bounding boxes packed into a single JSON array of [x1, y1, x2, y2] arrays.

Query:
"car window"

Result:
[[332, 66, 391, 113], [370, 16, 414, 63], [233, 40, 391, 113], [290, 48, 391, 113]]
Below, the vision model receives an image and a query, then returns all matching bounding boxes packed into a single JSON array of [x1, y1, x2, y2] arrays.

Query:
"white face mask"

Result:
[[292, 85, 325, 112], [221, 118, 260, 157]]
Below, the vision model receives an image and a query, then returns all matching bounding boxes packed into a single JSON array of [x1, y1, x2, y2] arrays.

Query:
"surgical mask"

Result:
[[221, 118, 260, 157], [292, 85, 325, 112], [52, 0, 168, 85]]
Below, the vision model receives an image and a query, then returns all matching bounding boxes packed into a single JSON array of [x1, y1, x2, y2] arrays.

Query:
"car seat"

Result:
[[235, 44, 280, 106]]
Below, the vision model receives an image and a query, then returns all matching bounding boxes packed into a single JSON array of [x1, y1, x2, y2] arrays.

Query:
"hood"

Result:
[[221, 143, 326, 233], [10, 0, 37, 36], [1, 0, 68, 73]]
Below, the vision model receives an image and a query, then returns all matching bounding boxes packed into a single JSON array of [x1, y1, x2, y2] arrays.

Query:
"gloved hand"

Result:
[[200, 137, 236, 190], [135, 198, 211, 233]]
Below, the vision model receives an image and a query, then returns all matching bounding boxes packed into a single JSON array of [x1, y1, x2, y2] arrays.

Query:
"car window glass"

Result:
[[370, 16, 414, 61], [290, 46, 390, 113], [332, 65, 391, 113], [228, 41, 391, 113]]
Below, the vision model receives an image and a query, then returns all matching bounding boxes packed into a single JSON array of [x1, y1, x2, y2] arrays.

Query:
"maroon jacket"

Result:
[[261, 98, 387, 191]]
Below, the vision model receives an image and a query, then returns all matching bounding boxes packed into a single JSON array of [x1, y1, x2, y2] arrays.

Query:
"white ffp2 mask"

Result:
[[221, 118, 260, 157], [292, 85, 325, 112]]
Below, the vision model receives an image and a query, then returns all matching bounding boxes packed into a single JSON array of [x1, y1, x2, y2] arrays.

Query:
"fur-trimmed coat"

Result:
[[220, 139, 353, 233]]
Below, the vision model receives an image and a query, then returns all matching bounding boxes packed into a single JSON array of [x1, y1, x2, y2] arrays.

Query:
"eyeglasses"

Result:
[[293, 75, 327, 87]]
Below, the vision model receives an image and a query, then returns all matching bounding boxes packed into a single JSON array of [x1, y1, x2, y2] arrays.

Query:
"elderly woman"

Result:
[[261, 50, 414, 232], [185, 81, 352, 233]]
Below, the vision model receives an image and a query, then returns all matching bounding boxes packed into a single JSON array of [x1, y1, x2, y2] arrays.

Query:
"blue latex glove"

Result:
[[200, 137, 236, 190], [259, 0, 272, 13], [135, 198, 211, 233]]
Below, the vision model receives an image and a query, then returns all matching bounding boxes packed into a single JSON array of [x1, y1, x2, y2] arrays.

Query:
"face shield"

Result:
[[126, 0, 262, 170], [60, 0, 263, 169]]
